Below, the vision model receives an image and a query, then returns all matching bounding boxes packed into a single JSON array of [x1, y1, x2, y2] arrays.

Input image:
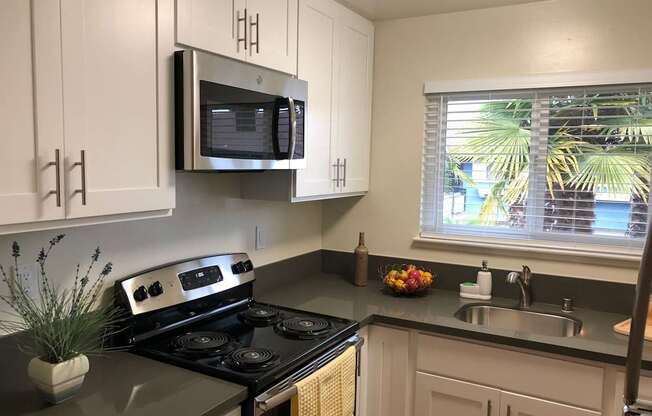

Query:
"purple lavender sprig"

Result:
[[0, 236, 123, 363]]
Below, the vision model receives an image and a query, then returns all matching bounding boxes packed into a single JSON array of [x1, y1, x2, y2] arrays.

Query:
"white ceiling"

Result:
[[335, 0, 547, 20]]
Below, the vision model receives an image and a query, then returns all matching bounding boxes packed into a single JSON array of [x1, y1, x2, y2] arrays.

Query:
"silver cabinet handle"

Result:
[[487, 400, 492, 416], [73, 150, 87, 205], [342, 158, 347, 188], [236, 9, 247, 51], [47, 149, 61, 207], [249, 12, 259, 54], [332, 158, 340, 187]]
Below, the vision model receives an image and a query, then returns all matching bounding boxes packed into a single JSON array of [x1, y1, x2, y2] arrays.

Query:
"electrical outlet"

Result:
[[255, 225, 265, 250], [13, 263, 38, 300]]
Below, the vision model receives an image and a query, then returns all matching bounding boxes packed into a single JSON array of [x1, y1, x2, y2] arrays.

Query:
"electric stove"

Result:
[[114, 253, 360, 416]]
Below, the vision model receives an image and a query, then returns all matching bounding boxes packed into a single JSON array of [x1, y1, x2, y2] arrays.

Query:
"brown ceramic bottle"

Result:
[[354, 232, 368, 287]]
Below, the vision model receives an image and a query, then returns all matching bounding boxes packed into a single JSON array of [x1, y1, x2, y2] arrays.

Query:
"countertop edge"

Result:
[[257, 272, 650, 372], [202, 389, 249, 416], [364, 314, 641, 369]]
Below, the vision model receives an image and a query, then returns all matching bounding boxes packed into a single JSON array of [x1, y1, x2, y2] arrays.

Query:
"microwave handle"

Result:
[[287, 97, 297, 164]]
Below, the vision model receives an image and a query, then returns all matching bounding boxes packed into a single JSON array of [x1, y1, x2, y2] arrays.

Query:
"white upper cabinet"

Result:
[[60, 0, 174, 218], [292, 0, 373, 201], [293, 0, 339, 197], [0, 0, 175, 232], [0, 1, 65, 225], [245, 0, 298, 75], [334, 9, 373, 194], [176, 0, 246, 62], [175, 0, 298, 75]]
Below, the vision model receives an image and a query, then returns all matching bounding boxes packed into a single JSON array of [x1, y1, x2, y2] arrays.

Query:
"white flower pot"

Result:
[[27, 354, 89, 404]]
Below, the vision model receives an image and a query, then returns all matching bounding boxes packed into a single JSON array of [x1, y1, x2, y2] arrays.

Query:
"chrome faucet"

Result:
[[506, 265, 532, 309]]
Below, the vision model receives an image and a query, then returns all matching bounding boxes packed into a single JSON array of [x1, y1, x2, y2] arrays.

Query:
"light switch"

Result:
[[13, 263, 38, 300]]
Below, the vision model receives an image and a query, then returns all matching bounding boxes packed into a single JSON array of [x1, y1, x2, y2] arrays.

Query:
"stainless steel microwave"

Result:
[[174, 50, 307, 171]]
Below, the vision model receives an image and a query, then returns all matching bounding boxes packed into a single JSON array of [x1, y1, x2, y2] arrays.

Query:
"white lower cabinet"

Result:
[[364, 325, 411, 416], [415, 372, 501, 416], [416, 333, 604, 411], [414, 372, 600, 416], [222, 407, 241, 416], [363, 325, 606, 416], [500, 392, 600, 416], [610, 372, 652, 416]]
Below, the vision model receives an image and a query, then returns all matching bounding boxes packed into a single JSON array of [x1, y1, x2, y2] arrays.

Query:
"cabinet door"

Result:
[[0, 0, 65, 225], [611, 372, 652, 416], [176, 0, 246, 61], [223, 407, 241, 416], [415, 372, 501, 416], [293, 0, 339, 198], [245, 0, 298, 75], [365, 326, 410, 416], [500, 391, 600, 416], [60, 0, 174, 218], [335, 9, 373, 194]]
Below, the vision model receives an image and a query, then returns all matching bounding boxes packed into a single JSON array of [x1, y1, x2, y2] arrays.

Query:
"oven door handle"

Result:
[[254, 334, 363, 413]]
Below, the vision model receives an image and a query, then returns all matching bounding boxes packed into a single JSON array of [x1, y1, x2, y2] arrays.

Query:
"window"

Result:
[[420, 85, 652, 248]]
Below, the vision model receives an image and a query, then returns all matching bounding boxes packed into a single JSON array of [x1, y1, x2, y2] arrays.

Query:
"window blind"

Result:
[[420, 84, 652, 248]]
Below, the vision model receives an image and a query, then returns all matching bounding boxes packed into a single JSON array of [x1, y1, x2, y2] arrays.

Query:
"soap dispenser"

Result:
[[459, 260, 493, 300], [477, 260, 492, 299]]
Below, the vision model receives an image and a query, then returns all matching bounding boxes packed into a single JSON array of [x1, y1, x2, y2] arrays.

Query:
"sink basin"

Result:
[[454, 304, 582, 337]]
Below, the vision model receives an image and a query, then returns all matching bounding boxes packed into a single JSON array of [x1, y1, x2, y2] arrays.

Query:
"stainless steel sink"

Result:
[[454, 304, 582, 337]]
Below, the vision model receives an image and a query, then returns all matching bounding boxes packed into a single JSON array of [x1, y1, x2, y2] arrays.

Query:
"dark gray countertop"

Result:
[[258, 273, 652, 370], [0, 336, 248, 416]]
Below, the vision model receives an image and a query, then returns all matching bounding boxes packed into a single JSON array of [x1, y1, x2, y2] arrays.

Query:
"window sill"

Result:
[[413, 234, 642, 267]]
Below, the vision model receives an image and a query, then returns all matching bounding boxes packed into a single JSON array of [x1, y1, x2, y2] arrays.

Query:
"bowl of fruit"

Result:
[[381, 264, 434, 296]]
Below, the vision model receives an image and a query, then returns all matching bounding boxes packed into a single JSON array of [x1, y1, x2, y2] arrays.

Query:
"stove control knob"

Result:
[[133, 286, 148, 302], [148, 281, 164, 297], [231, 262, 246, 274]]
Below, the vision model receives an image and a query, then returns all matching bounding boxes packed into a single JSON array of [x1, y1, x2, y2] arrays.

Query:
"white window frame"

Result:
[[419, 70, 652, 263]]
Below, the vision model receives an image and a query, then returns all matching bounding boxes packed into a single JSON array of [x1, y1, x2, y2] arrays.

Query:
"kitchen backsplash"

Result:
[[252, 250, 634, 316], [0, 172, 322, 324]]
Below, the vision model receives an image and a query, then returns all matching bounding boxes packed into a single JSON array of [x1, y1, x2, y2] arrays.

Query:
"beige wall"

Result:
[[0, 173, 321, 318], [322, 0, 652, 283]]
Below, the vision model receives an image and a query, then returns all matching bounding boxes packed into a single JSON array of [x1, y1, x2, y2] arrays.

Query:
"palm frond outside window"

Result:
[[420, 85, 652, 247]]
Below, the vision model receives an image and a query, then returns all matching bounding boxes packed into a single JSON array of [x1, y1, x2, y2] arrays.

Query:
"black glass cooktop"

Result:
[[133, 302, 357, 392]]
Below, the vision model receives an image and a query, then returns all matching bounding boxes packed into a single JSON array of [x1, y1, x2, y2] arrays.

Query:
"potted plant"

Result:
[[0, 235, 121, 404]]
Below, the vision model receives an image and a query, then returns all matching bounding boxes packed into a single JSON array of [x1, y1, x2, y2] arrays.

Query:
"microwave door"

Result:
[[194, 81, 290, 170], [176, 49, 307, 171]]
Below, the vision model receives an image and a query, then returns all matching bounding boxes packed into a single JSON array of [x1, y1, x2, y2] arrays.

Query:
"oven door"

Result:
[[252, 335, 363, 416], [176, 50, 307, 171]]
